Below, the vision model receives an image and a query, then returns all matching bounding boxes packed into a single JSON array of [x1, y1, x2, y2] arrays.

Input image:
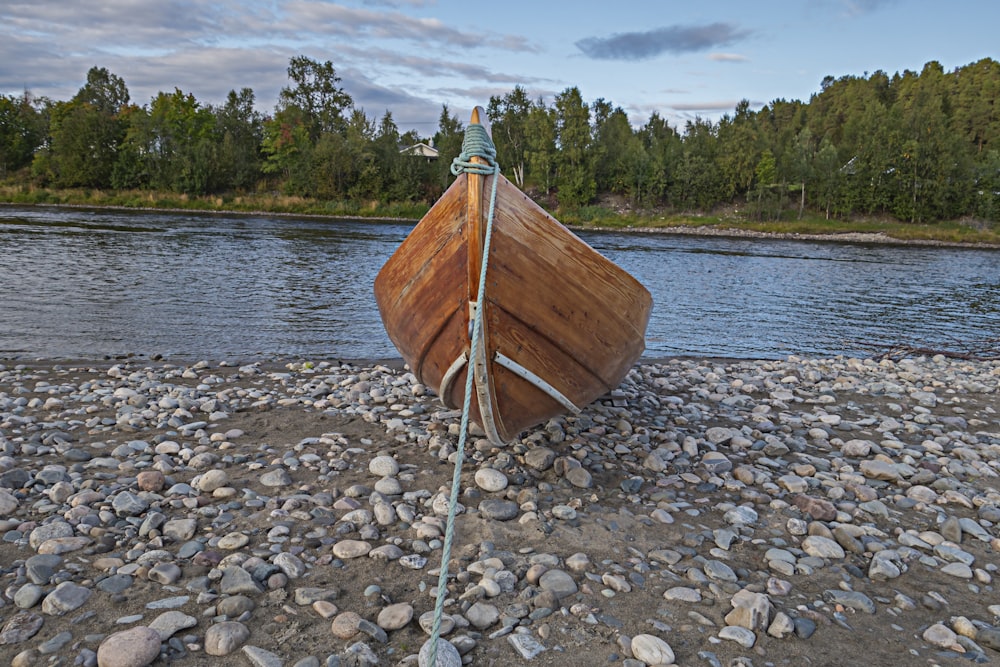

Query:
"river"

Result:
[[1, 205, 998, 361]]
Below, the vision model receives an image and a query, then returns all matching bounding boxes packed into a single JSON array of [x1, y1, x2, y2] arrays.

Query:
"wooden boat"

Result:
[[374, 108, 652, 444]]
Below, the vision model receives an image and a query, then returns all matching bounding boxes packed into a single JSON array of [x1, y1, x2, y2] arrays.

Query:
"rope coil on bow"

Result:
[[424, 122, 500, 666], [450, 123, 497, 176]]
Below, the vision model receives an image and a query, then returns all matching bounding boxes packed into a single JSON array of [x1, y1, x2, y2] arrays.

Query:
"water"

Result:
[[1, 205, 998, 361]]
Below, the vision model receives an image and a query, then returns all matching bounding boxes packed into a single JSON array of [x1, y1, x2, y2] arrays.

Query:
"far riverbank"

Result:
[[3, 187, 999, 248]]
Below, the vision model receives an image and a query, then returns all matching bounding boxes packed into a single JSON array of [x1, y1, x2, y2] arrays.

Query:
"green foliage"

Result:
[[554, 87, 595, 209], [6, 55, 1000, 231]]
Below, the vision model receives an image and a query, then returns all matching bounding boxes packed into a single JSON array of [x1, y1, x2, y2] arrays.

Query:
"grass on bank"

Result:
[[3, 185, 999, 245], [563, 205, 1000, 245]]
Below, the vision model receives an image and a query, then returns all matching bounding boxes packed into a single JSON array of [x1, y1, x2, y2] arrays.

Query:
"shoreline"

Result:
[[5, 200, 1000, 250]]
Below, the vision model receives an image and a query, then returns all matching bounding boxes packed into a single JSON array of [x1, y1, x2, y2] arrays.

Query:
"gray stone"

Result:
[[41, 581, 92, 615], [538, 569, 577, 599], [478, 499, 519, 521], [205, 621, 250, 656], [508, 631, 546, 659], [148, 611, 198, 640], [260, 468, 292, 487], [823, 590, 875, 614], [631, 633, 675, 664], [418, 638, 461, 667], [96, 626, 162, 667], [221, 567, 263, 595], [242, 645, 284, 667], [0, 612, 44, 644]]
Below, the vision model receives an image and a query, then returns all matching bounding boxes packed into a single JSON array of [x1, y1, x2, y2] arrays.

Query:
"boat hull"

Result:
[[374, 171, 652, 443]]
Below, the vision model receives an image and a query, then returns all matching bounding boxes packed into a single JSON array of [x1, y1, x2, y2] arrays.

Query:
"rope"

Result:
[[427, 123, 499, 666], [450, 123, 497, 176]]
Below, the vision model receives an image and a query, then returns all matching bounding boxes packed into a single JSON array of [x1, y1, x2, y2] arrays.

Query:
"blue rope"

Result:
[[450, 123, 497, 176], [426, 123, 500, 666]]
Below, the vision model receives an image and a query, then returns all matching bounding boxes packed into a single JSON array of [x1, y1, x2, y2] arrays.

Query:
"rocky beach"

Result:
[[1, 353, 999, 667]]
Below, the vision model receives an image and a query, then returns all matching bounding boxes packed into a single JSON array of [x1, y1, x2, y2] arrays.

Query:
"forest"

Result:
[[1, 55, 1000, 224]]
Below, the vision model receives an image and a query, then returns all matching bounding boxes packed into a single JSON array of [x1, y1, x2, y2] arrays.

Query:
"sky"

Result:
[[2, 0, 998, 138]]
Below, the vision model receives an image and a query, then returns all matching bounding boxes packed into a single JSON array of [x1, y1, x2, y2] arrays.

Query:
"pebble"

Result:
[[631, 633, 675, 664], [204, 621, 251, 656], [418, 637, 461, 667], [96, 626, 162, 667], [1, 355, 999, 667]]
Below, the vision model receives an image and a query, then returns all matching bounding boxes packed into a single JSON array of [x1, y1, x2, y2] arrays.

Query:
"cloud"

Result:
[[709, 53, 748, 63], [576, 23, 751, 61], [670, 100, 744, 112], [838, 0, 896, 17]]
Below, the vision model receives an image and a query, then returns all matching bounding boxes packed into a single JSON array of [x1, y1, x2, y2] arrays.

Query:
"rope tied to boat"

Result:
[[450, 123, 497, 176], [425, 122, 500, 667]]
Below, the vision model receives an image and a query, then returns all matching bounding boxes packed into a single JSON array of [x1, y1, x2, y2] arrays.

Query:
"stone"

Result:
[[767, 612, 795, 638], [524, 448, 555, 471], [196, 470, 228, 492], [148, 611, 197, 640], [96, 626, 162, 667], [217, 532, 250, 549], [0, 612, 45, 645], [333, 540, 371, 559], [377, 603, 413, 631], [508, 631, 547, 659], [0, 489, 18, 515], [41, 581, 92, 615], [823, 590, 875, 614], [204, 621, 250, 656], [474, 468, 508, 492], [220, 567, 262, 595], [260, 468, 292, 487], [29, 521, 74, 550], [664, 586, 702, 602], [631, 634, 675, 665], [13, 583, 45, 609], [538, 569, 577, 599], [801, 535, 845, 559], [242, 645, 284, 667], [923, 623, 960, 650], [37, 536, 91, 554], [418, 638, 461, 667], [726, 590, 773, 631], [369, 455, 400, 477], [274, 552, 307, 579], [793, 494, 837, 521], [136, 470, 165, 492], [465, 601, 500, 629], [162, 519, 198, 542], [565, 467, 593, 488], [718, 625, 756, 648], [478, 498, 519, 521], [331, 612, 363, 640]]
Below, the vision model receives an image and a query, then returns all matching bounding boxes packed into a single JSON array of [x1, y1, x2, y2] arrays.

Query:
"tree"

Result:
[[261, 105, 313, 194], [0, 92, 46, 178], [591, 100, 636, 196], [787, 126, 815, 218], [432, 105, 463, 191], [487, 86, 532, 187], [76, 66, 130, 115], [136, 89, 219, 193], [41, 67, 131, 188], [214, 88, 263, 191], [639, 111, 682, 206], [716, 99, 760, 201], [674, 117, 722, 210], [554, 87, 595, 208], [277, 56, 353, 140], [524, 100, 557, 194]]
